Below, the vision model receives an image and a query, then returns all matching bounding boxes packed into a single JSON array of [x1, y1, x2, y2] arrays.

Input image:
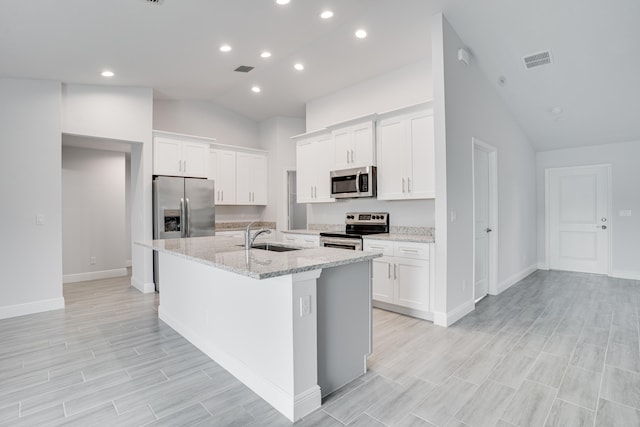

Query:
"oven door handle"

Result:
[[355, 171, 361, 193]]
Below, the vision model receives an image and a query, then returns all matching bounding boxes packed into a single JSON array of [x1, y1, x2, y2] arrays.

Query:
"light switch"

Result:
[[619, 210, 632, 217], [450, 211, 457, 222], [36, 214, 45, 225]]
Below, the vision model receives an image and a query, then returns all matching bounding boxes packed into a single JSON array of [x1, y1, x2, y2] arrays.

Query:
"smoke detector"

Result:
[[522, 50, 552, 70]]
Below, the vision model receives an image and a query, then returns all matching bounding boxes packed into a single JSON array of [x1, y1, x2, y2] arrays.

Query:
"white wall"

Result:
[[0, 78, 64, 318], [260, 117, 305, 234], [306, 59, 432, 131], [125, 153, 131, 265], [153, 99, 260, 149], [62, 146, 127, 281], [536, 140, 640, 279], [63, 84, 154, 293], [304, 59, 436, 228], [432, 15, 537, 325]]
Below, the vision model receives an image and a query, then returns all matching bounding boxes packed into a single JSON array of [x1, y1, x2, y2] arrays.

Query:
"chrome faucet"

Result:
[[245, 221, 272, 250]]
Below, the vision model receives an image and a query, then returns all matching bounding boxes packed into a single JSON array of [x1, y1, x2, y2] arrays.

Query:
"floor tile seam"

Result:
[[451, 379, 518, 426], [592, 313, 613, 424], [596, 396, 640, 414], [362, 408, 391, 426]]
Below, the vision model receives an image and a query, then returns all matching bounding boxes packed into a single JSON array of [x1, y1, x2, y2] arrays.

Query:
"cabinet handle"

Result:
[[221, 190, 224, 201], [407, 177, 411, 193], [370, 246, 384, 250], [401, 248, 419, 253], [388, 263, 391, 279], [346, 151, 349, 163], [351, 149, 354, 163], [394, 264, 397, 280], [314, 186, 317, 198], [178, 160, 182, 172], [402, 178, 406, 193]]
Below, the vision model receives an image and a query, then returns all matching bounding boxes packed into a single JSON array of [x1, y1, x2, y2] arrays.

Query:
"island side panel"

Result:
[[156, 252, 321, 421], [316, 260, 372, 396]]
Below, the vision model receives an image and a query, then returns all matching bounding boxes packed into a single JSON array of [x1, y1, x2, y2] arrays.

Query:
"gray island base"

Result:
[[140, 236, 380, 422]]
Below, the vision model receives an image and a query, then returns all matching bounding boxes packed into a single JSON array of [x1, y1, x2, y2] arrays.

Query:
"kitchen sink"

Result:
[[250, 243, 301, 252]]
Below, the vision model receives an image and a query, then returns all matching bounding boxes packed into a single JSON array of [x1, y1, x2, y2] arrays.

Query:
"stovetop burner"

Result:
[[319, 212, 389, 239]]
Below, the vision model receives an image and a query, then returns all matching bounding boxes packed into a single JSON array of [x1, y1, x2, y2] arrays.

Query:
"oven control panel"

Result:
[[345, 212, 389, 225]]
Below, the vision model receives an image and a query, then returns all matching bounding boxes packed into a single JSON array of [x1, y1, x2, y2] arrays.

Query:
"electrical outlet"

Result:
[[90, 256, 96, 265], [619, 210, 632, 217], [300, 295, 311, 317], [450, 211, 457, 222], [36, 214, 45, 225]]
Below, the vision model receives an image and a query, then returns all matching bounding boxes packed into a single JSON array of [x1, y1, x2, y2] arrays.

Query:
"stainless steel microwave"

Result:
[[330, 166, 377, 199]]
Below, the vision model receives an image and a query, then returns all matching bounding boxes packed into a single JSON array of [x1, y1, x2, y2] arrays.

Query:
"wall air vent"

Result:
[[234, 65, 255, 73], [522, 50, 552, 69], [145, 0, 163, 4]]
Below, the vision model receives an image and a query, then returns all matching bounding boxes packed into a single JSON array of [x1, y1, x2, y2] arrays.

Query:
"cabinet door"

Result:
[[251, 154, 267, 205], [296, 140, 315, 203], [376, 118, 407, 200], [352, 121, 375, 167], [372, 259, 395, 304], [395, 258, 429, 312], [236, 153, 252, 205], [154, 137, 183, 176], [215, 150, 236, 205], [332, 128, 352, 170], [182, 142, 208, 178], [314, 135, 334, 202], [407, 113, 435, 199]]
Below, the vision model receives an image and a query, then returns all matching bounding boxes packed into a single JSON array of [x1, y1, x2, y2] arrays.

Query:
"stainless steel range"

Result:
[[319, 212, 389, 250]]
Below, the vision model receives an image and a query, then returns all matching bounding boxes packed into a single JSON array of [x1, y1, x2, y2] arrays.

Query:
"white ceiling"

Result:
[[1, 0, 639, 152]]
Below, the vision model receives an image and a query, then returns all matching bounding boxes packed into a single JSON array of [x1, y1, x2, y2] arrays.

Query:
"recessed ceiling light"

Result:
[[260, 51, 272, 59], [294, 63, 304, 71], [320, 10, 334, 19], [219, 44, 232, 52], [550, 106, 563, 115], [355, 29, 367, 39], [101, 70, 114, 77], [276, 0, 290, 5], [251, 86, 261, 93]]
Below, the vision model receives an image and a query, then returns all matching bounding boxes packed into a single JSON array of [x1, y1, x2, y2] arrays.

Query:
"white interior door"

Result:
[[548, 166, 609, 274], [474, 148, 490, 301]]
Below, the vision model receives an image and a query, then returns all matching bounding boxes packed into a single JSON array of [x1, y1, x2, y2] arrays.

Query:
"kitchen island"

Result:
[[138, 236, 381, 422]]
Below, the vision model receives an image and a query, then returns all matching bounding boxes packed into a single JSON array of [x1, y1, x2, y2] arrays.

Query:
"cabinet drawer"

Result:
[[363, 240, 394, 255], [394, 242, 429, 260]]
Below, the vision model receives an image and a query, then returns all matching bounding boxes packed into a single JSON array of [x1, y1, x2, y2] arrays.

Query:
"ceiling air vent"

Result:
[[146, 0, 163, 4], [522, 50, 552, 69], [234, 65, 255, 73]]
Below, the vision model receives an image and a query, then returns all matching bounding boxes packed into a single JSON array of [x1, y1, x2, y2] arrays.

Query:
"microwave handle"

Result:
[[356, 171, 361, 193]]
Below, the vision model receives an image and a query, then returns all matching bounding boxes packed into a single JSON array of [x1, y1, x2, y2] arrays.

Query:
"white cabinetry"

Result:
[[236, 153, 267, 205], [208, 149, 237, 205], [154, 136, 209, 178], [295, 133, 334, 203], [331, 119, 375, 170], [281, 233, 320, 248], [377, 105, 435, 200], [364, 239, 432, 319]]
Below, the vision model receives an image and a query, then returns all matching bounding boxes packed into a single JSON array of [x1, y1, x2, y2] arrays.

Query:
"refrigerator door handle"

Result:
[[180, 197, 186, 238], [185, 197, 191, 237]]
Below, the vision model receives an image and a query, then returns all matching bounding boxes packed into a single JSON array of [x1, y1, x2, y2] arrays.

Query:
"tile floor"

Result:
[[0, 270, 639, 426]]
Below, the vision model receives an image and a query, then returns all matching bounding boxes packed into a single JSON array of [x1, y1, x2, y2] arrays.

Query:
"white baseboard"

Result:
[[372, 301, 434, 321], [131, 276, 155, 294], [63, 268, 128, 284], [433, 299, 475, 327], [125, 259, 132, 268], [537, 262, 549, 270], [611, 270, 640, 281], [159, 306, 320, 422], [0, 297, 65, 320], [493, 264, 538, 295]]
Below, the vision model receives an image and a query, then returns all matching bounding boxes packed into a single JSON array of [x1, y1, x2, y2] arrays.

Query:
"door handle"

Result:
[[180, 197, 186, 238], [185, 197, 191, 237], [486, 228, 493, 233], [600, 225, 607, 230]]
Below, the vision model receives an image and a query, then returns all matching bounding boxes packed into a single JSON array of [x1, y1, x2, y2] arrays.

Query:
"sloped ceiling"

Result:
[[1, 0, 638, 151]]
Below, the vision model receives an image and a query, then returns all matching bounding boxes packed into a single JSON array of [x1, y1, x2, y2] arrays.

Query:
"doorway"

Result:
[[472, 138, 498, 302], [287, 170, 307, 230], [546, 165, 611, 274]]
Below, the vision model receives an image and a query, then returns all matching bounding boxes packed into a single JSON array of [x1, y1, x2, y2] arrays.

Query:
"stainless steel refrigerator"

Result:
[[153, 176, 215, 291]]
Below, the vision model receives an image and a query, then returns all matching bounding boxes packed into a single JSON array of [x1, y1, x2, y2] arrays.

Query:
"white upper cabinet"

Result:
[[236, 152, 267, 205], [153, 136, 209, 178], [209, 149, 237, 205], [331, 119, 375, 170], [376, 106, 435, 200], [295, 132, 334, 203]]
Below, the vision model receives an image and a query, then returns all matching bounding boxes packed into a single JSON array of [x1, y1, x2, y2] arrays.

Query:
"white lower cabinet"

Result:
[[281, 233, 320, 248], [364, 239, 432, 320]]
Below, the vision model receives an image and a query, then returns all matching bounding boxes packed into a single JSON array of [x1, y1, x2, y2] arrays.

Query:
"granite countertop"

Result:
[[216, 221, 276, 232], [281, 229, 322, 235], [137, 236, 381, 280], [362, 233, 435, 243]]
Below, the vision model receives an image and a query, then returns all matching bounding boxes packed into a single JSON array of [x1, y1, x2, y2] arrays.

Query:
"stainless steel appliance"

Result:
[[319, 212, 389, 250], [330, 166, 377, 199], [153, 176, 215, 291]]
